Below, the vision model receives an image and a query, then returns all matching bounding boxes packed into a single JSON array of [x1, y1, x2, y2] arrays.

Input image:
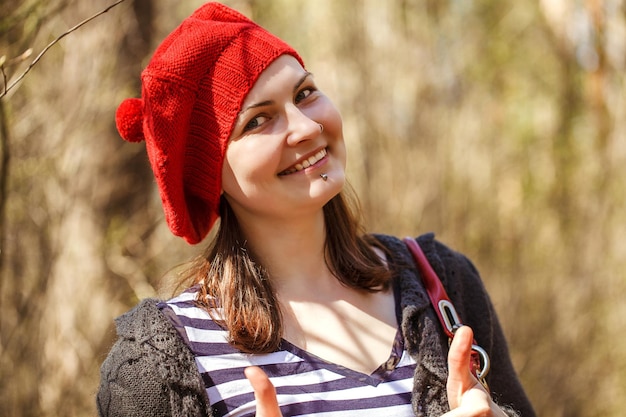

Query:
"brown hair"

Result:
[[186, 189, 392, 353]]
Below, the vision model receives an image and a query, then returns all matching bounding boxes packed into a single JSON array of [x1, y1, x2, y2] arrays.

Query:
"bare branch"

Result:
[[0, 0, 127, 99]]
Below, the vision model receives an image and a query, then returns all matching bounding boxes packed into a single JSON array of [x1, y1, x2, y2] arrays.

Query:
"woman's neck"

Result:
[[237, 209, 336, 294]]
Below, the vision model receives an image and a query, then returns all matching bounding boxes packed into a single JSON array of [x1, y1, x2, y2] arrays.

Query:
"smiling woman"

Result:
[[97, 2, 536, 417], [222, 55, 346, 229]]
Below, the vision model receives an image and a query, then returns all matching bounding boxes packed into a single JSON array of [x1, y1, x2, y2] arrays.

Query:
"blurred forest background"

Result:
[[1, 0, 625, 416]]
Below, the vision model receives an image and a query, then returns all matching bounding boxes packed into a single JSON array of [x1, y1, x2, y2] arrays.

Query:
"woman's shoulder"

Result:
[[372, 233, 486, 305], [101, 297, 197, 379], [98, 297, 210, 417], [113, 298, 170, 339], [374, 233, 495, 339], [372, 232, 473, 272]]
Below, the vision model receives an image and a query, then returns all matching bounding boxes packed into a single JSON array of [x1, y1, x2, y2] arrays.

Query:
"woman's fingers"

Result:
[[444, 326, 501, 416], [245, 366, 283, 417], [447, 325, 478, 408]]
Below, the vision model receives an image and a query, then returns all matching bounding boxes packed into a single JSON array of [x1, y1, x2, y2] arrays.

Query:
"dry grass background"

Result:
[[1, 0, 625, 416]]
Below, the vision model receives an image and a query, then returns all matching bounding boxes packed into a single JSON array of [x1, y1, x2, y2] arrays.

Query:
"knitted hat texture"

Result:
[[116, 2, 303, 244]]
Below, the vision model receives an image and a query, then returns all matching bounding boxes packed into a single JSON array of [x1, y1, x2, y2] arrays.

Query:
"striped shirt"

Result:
[[158, 284, 417, 417]]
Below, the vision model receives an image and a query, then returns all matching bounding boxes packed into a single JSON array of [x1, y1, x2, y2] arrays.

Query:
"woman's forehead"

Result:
[[244, 55, 308, 100]]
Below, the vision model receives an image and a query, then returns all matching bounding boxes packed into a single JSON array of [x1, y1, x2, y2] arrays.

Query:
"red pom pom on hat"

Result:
[[116, 98, 145, 143]]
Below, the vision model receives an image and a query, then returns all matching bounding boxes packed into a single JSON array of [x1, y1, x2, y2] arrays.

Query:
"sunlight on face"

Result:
[[221, 55, 346, 227]]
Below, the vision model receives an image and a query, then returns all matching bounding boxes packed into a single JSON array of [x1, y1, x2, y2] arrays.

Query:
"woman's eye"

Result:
[[243, 115, 269, 132], [295, 87, 316, 104]]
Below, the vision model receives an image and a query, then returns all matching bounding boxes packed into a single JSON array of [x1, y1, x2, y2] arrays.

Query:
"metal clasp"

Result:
[[471, 344, 491, 381], [438, 299, 462, 336], [438, 299, 491, 386]]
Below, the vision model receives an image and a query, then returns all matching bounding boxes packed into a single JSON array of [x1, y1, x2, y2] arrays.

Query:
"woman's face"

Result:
[[221, 55, 346, 225]]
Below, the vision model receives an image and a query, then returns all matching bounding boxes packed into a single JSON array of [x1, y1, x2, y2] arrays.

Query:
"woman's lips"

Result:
[[278, 148, 327, 176]]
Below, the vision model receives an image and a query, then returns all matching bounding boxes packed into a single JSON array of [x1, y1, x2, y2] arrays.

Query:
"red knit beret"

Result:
[[116, 2, 303, 244]]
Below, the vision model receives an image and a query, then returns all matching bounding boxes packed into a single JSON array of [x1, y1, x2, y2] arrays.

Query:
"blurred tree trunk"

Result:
[[0, 0, 166, 414]]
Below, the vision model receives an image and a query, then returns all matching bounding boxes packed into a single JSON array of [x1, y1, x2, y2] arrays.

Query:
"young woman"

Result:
[[98, 3, 536, 417]]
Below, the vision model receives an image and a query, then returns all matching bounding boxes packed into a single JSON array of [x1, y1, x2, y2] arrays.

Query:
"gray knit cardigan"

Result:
[[97, 234, 536, 417]]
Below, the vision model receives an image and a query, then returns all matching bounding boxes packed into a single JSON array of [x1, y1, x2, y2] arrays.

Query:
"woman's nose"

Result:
[[285, 104, 321, 145]]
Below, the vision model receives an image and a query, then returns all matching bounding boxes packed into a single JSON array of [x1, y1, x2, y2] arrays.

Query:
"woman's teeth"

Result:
[[280, 148, 327, 175]]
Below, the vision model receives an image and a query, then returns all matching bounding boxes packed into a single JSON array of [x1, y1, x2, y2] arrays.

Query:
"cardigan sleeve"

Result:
[[425, 237, 537, 417], [97, 328, 171, 417], [97, 299, 212, 417]]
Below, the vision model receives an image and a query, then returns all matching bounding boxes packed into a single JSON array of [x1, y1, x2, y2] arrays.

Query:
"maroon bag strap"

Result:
[[403, 237, 490, 388]]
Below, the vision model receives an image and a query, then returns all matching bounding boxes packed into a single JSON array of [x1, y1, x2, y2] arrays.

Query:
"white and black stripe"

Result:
[[159, 286, 416, 417]]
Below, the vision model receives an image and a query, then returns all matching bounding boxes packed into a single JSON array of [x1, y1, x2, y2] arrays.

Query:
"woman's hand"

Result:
[[245, 366, 283, 417], [443, 326, 507, 417]]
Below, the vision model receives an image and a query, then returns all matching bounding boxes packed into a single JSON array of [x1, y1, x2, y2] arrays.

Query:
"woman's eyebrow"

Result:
[[238, 100, 273, 116], [293, 71, 313, 93], [237, 71, 314, 119]]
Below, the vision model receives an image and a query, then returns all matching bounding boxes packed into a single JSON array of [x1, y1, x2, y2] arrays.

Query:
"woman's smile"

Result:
[[278, 147, 328, 176]]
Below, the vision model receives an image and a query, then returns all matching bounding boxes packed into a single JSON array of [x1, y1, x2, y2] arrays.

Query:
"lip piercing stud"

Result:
[[320, 173, 328, 181]]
